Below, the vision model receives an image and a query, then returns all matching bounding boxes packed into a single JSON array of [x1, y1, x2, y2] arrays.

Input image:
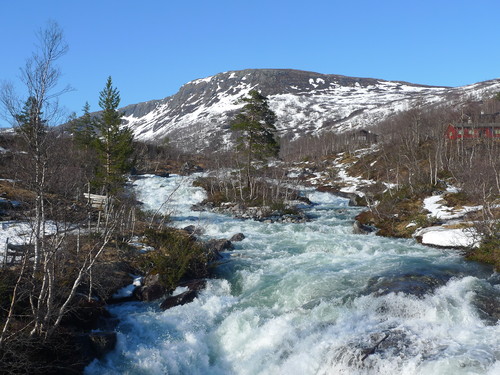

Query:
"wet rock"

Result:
[[154, 171, 170, 178], [191, 202, 213, 211], [353, 220, 377, 235], [296, 195, 313, 205], [134, 284, 165, 301], [87, 332, 117, 359], [183, 225, 204, 235], [471, 285, 500, 325], [230, 233, 246, 242], [363, 271, 455, 297], [160, 290, 198, 310], [133, 273, 166, 301], [204, 239, 234, 252], [179, 279, 207, 292], [202, 238, 233, 262], [332, 329, 414, 368]]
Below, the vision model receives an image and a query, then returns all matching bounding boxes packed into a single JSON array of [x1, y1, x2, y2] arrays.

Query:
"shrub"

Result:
[[139, 228, 208, 292], [444, 191, 473, 208], [466, 238, 500, 271]]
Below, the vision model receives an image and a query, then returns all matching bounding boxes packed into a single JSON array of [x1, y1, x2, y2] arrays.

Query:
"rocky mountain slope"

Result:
[[121, 69, 500, 151]]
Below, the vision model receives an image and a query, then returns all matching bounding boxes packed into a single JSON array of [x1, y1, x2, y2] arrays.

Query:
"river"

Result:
[[86, 174, 500, 375]]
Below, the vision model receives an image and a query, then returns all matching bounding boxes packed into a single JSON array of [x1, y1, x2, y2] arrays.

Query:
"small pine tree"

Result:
[[231, 89, 279, 187], [72, 102, 96, 149], [93, 77, 134, 194]]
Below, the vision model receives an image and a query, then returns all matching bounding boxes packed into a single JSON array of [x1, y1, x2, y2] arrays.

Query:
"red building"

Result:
[[446, 123, 500, 140]]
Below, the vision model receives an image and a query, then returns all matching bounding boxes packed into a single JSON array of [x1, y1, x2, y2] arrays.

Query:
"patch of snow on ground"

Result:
[[416, 226, 479, 248], [423, 195, 482, 220], [0, 221, 59, 260]]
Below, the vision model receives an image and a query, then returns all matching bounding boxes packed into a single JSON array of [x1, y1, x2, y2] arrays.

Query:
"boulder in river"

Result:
[[133, 273, 166, 301], [160, 290, 198, 310], [471, 282, 500, 325], [230, 233, 246, 242], [178, 278, 207, 292], [363, 269, 461, 298], [353, 220, 377, 235], [204, 239, 234, 252]]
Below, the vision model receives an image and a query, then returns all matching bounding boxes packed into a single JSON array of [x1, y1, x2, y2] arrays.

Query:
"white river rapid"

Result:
[[86, 174, 500, 375]]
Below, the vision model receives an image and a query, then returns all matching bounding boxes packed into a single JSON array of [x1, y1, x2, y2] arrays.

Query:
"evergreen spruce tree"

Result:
[[230, 89, 279, 187], [94, 76, 134, 194], [72, 101, 96, 149]]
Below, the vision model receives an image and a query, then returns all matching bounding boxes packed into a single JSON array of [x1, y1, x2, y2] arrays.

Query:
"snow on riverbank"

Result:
[[423, 194, 482, 220], [415, 225, 479, 248], [419, 187, 484, 248]]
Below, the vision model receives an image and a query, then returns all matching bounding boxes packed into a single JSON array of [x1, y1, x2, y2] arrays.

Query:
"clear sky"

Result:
[[1, 0, 499, 127]]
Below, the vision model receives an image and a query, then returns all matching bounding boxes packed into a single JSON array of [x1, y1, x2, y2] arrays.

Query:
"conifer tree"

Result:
[[93, 76, 134, 194], [231, 89, 279, 187], [72, 101, 96, 148]]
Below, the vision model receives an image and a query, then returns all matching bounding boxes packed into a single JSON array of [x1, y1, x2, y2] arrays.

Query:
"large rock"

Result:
[[230, 233, 246, 242], [133, 273, 166, 301], [204, 239, 234, 253], [160, 290, 198, 310], [202, 239, 233, 262], [471, 281, 500, 325], [178, 278, 207, 291], [363, 270, 460, 298], [353, 220, 377, 235]]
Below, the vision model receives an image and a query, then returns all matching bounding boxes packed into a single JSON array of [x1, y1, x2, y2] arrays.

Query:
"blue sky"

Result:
[[1, 0, 499, 127]]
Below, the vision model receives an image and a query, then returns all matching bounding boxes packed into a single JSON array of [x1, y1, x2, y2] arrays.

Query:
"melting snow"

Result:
[[416, 226, 479, 248]]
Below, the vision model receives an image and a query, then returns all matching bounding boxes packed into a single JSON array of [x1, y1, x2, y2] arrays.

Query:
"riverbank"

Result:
[[283, 150, 499, 271]]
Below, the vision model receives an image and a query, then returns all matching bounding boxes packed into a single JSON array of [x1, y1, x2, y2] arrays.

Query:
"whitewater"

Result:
[[86, 174, 500, 375]]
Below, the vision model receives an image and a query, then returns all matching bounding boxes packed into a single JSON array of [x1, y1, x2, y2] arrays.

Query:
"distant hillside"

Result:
[[120, 69, 500, 151]]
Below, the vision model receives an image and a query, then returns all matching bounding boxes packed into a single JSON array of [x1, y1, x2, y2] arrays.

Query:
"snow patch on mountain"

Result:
[[119, 69, 500, 151]]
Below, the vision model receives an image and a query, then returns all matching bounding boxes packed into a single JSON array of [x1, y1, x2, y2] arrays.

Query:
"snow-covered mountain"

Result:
[[121, 69, 500, 151]]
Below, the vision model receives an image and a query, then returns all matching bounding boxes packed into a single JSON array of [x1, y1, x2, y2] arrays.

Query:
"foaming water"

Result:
[[86, 175, 500, 375]]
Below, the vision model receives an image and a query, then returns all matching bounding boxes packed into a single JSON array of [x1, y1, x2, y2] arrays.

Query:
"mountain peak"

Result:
[[120, 69, 500, 151]]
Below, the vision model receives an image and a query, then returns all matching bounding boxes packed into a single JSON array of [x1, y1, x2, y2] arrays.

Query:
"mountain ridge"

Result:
[[119, 69, 500, 151]]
